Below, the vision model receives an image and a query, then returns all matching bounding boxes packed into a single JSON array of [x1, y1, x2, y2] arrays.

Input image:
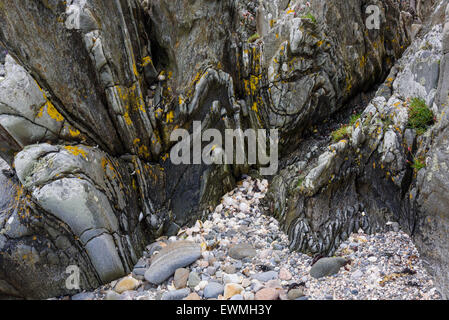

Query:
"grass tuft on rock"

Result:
[[330, 113, 360, 142], [301, 12, 317, 24], [407, 98, 434, 135], [331, 126, 350, 142], [411, 157, 426, 172], [349, 113, 361, 126]]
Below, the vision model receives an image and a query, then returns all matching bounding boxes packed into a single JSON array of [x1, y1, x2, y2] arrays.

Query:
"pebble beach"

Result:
[[61, 177, 441, 301]]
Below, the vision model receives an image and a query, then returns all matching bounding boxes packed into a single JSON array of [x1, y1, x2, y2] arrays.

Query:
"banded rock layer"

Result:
[[0, 0, 442, 299]]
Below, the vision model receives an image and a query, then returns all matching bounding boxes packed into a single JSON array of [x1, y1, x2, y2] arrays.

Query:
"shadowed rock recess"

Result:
[[0, 0, 447, 299]]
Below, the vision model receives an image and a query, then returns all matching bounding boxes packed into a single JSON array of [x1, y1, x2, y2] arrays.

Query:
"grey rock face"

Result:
[[310, 258, 349, 279], [264, 0, 449, 298], [144, 241, 201, 285], [414, 3, 449, 298]]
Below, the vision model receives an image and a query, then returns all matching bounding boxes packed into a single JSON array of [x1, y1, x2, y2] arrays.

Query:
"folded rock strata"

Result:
[[0, 0, 445, 299], [265, 0, 449, 298]]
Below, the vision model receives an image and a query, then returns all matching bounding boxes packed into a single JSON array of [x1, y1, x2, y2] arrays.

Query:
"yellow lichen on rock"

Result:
[[64, 146, 87, 160]]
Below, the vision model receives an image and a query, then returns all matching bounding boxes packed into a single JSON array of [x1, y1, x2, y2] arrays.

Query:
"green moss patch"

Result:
[[407, 98, 434, 135]]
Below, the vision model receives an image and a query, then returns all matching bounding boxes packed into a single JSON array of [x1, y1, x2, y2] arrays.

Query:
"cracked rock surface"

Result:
[[0, 0, 448, 299]]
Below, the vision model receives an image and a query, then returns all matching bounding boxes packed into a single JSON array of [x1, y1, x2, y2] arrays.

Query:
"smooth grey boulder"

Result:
[[144, 241, 201, 285], [310, 258, 349, 279]]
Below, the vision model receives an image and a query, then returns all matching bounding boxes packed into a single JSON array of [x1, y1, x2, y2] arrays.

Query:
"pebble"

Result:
[[228, 244, 257, 260], [288, 288, 305, 300], [161, 288, 191, 300], [223, 273, 241, 284], [71, 292, 95, 300], [184, 293, 202, 300], [251, 281, 264, 293], [223, 265, 236, 274], [144, 241, 201, 284], [65, 177, 441, 301], [206, 266, 217, 276], [243, 292, 255, 300], [310, 257, 349, 279], [351, 269, 364, 280], [188, 272, 201, 289], [224, 283, 244, 300], [255, 288, 279, 300], [114, 277, 139, 294], [173, 268, 190, 289], [252, 271, 278, 282], [203, 282, 224, 299], [105, 291, 121, 300], [198, 281, 208, 290], [279, 268, 292, 281], [242, 278, 251, 288]]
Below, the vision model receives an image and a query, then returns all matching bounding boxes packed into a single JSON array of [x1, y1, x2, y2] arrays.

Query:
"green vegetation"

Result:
[[349, 113, 361, 126], [411, 157, 426, 172], [301, 12, 317, 24], [248, 33, 261, 43], [330, 113, 360, 142], [297, 178, 304, 188], [331, 126, 350, 142], [407, 97, 434, 135]]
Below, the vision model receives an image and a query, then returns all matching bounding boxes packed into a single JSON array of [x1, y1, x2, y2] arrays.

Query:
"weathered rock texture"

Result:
[[0, 0, 446, 299], [265, 0, 449, 298]]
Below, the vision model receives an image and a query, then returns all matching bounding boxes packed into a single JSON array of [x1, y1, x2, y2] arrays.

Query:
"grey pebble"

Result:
[[251, 271, 278, 282], [203, 282, 224, 299], [188, 272, 201, 289], [161, 288, 191, 300], [71, 292, 95, 300]]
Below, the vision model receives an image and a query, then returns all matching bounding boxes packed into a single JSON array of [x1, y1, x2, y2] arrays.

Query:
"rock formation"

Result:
[[0, 0, 448, 299]]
